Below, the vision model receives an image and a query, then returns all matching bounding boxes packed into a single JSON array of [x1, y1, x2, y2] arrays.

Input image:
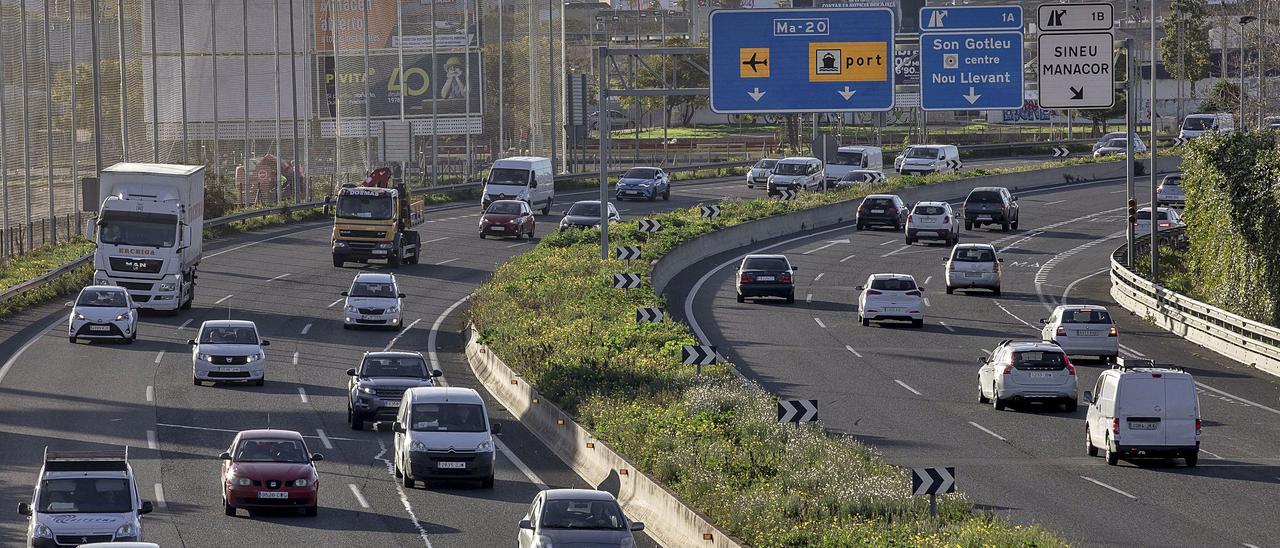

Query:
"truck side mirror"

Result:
[[491, 422, 503, 435], [341, 291, 349, 297], [139, 501, 154, 515], [398, 293, 406, 299], [346, 368, 357, 376], [529, 180, 538, 188], [1082, 391, 1094, 404], [431, 369, 443, 377], [219, 452, 232, 460], [186, 339, 197, 346], [311, 453, 324, 462], [977, 357, 988, 364], [518, 519, 533, 530], [1039, 319, 1048, 325], [17, 502, 31, 516], [260, 340, 270, 346]]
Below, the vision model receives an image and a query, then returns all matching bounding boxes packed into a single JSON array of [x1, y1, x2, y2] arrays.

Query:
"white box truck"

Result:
[[92, 163, 204, 313]]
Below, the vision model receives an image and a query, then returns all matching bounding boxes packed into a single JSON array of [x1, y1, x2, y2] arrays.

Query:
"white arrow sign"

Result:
[[838, 86, 856, 100], [911, 467, 956, 495], [777, 399, 818, 424], [748, 88, 765, 102], [802, 239, 850, 255], [963, 86, 981, 105]]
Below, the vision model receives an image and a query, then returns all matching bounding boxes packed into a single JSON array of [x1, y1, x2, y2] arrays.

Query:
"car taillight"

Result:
[[905, 290, 921, 296], [992, 261, 1000, 273], [865, 289, 882, 295], [780, 274, 793, 284], [1056, 326, 1066, 337], [1112, 417, 1120, 434], [739, 274, 751, 284], [943, 215, 951, 224], [1002, 363, 1012, 375], [1064, 355, 1075, 375], [1159, 222, 1172, 228], [858, 205, 866, 213], [1195, 418, 1202, 435], [888, 207, 897, 213], [962, 201, 968, 210], [907, 213, 913, 222], [947, 261, 956, 272], [1108, 326, 1118, 337]]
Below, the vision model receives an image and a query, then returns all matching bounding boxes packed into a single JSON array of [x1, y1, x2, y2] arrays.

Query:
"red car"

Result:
[[220, 429, 322, 516], [479, 199, 536, 239]]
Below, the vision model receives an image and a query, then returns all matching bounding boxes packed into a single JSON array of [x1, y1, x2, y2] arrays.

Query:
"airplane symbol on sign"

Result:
[[1047, 9, 1065, 26], [742, 52, 768, 73], [927, 10, 948, 28]]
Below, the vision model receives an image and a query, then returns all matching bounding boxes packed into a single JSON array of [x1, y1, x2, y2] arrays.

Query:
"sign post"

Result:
[[918, 6, 1024, 111]]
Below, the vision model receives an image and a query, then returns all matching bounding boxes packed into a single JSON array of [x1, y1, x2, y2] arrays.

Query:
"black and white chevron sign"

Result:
[[700, 204, 721, 219], [615, 246, 641, 261], [635, 307, 663, 323], [1051, 146, 1070, 158], [1172, 136, 1189, 147], [611, 273, 641, 289], [776, 399, 818, 424], [911, 467, 956, 495], [637, 219, 663, 233], [944, 159, 962, 171], [681, 344, 718, 365], [777, 189, 798, 201], [870, 172, 887, 184]]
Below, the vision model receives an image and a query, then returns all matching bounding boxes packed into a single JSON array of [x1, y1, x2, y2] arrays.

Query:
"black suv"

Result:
[[963, 187, 1019, 232], [856, 194, 908, 231], [347, 351, 441, 430]]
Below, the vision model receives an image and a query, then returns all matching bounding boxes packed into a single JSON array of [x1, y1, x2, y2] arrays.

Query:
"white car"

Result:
[[1265, 116, 1280, 130], [1041, 305, 1119, 363], [1156, 174, 1185, 206], [1091, 132, 1146, 153], [343, 272, 404, 330], [857, 273, 924, 328], [190, 320, 270, 386], [944, 243, 1001, 295], [905, 201, 958, 246], [898, 145, 960, 176], [1134, 206, 1184, 237], [1092, 137, 1148, 157], [517, 489, 645, 548], [1084, 360, 1201, 466], [68, 285, 138, 344], [746, 158, 778, 188], [978, 340, 1078, 412], [766, 157, 824, 195]]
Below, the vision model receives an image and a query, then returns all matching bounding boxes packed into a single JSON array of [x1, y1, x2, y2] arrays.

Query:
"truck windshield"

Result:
[[337, 194, 394, 220], [830, 151, 864, 166], [772, 162, 808, 175], [99, 211, 176, 247], [38, 478, 132, 513], [410, 403, 487, 432], [1182, 117, 1214, 130], [907, 147, 940, 159], [488, 168, 531, 186]]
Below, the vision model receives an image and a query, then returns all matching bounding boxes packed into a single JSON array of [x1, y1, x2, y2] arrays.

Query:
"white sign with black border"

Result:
[[1037, 3, 1113, 33], [1037, 32, 1114, 109]]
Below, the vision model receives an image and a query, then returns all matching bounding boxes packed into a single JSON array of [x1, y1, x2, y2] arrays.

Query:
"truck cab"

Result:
[[18, 449, 153, 547], [332, 169, 423, 268]]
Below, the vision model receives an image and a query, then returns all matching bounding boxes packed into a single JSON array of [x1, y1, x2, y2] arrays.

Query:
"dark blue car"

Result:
[[615, 167, 669, 201]]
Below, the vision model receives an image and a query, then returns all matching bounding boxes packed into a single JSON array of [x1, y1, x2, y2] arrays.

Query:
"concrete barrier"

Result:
[[465, 328, 742, 548]]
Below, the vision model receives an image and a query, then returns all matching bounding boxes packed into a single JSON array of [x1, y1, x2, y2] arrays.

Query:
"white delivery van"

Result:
[[1178, 113, 1234, 140], [766, 157, 824, 195], [898, 145, 960, 176], [824, 146, 884, 184], [482, 157, 554, 215], [1084, 360, 1201, 467], [383, 387, 501, 488]]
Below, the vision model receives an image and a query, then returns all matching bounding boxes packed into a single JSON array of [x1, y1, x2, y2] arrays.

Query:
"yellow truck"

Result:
[[331, 169, 423, 267]]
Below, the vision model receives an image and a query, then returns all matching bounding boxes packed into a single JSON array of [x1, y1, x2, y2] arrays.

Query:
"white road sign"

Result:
[[1037, 3, 1113, 32], [1037, 32, 1114, 109]]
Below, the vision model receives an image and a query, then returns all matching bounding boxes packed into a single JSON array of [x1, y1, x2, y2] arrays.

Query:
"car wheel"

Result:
[[894, 221, 902, 231], [332, 256, 344, 268], [905, 236, 913, 245], [255, 378, 265, 387], [1001, 219, 1010, 232], [663, 187, 670, 200], [1106, 354, 1117, 364], [479, 233, 486, 239], [786, 292, 795, 304], [482, 473, 495, 489], [860, 315, 870, 327], [855, 223, 863, 231], [69, 336, 76, 344], [979, 385, 990, 403], [992, 386, 1006, 411], [343, 323, 351, 330], [947, 286, 956, 295], [1064, 400, 1078, 413], [1012, 219, 1019, 230], [1086, 427, 1098, 457], [648, 192, 656, 202], [541, 201, 552, 215], [912, 319, 923, 328], [193, 377, 201, 386], [1105, 437, 1119, 465], [305, 506, 318, 517], [737, 293, 745, 303], [964, 220, 972, 231], [401, 470, 415, 489], [224, 500, 236, 516], [992, 287, 1001, 297], [123, 334, 133, 345], [349, 410, 363, 431], [1185, 453, 1198, 467]]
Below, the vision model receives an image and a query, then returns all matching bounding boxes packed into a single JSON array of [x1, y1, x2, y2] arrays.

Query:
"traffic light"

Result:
[[1127, 199, 1137, 225]]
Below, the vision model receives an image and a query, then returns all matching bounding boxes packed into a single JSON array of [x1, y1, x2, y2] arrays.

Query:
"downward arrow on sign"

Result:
[[838, 86, 856, 100], [963, 86, 982, 105], [748, 87, 766, 101]]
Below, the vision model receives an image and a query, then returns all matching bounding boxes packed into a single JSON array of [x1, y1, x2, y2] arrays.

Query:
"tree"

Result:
[[1196, 80, 1239, 113], [1160, 0, 1213, 91]]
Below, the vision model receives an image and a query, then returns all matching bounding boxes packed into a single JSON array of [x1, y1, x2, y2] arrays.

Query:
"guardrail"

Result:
[[1109, 228, 1280, 378]]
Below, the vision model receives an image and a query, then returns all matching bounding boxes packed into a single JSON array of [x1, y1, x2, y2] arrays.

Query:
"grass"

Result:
[[0, 238, 95, 318]]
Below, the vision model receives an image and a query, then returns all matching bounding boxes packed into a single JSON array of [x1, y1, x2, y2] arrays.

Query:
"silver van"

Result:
[[767, 157, 824, 195], [825, 146, 884, 183], [483, 157, 555, 214], [898, 145, 960, 176], [383, 387, 501, 488]]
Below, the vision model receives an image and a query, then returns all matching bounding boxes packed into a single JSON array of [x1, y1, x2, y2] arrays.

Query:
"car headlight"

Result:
[[158, 282, 176, 292], [115, 313, 128, 321], [246, 353, 263, 363], [74, 312, 86, 320], [234, 477, 252, 486], [476, 440, 492, 452], [534, 534, 555, 548], [197, 353, 211, 361], [377, 242, 394, 249], [386, 306, 400, 314], [410, 441, 428, 452], [333, 240, 348, 248], [559, 219, 568, 227], [293, 478, 311, 487], [33, 524, 52, 539], [359, 386, 377, 395], [345, 305, 358, 313], [115, 522, 137, 538]]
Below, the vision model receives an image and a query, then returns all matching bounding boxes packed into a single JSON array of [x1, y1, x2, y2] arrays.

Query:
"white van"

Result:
[[383, 387, 501, 488], [825, 146, 884, 183], [1083, 361, 1201, 467], [767, 157, 824, 195], [1178, 113, 1234, 140], [483, 157, 554, 215], [898, 145, 960, 176]]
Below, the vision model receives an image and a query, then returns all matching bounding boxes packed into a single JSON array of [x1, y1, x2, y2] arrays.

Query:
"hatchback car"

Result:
[[479, 200, 536, 239], [68, 285, 138, 344], [1041, 305, 1119, 363], [736, 254, 797, 303], [190, 320, 269, 386], [615, 167, 669, 201], [962, 186, 1019, 231], [342, 272, 404, 329], [856, 194, 907, 231], [746, 158, 779, 188], [905, 201, 958, 245], [220, 429, 322, 517], [347, 351, 442, 430], [517, 489, 645, 548], [559, 200, 620, 230], [1134, 206, 1184, 237], [945, 243, 1001, 295], [1093, 138, 1148, 157], [857, 274, 924, 327], [978, 340, 1078, 412], [1157, 174, 1185, 206]]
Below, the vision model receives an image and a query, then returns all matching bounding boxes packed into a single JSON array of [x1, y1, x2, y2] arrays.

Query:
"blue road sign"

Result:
[[919, 31, 1024, 110], [709, 8, 896, 113], [919, 6, 1023, 32]]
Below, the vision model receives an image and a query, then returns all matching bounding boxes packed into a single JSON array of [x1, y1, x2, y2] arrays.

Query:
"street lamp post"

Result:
[[1239, 16, 1256, 130]]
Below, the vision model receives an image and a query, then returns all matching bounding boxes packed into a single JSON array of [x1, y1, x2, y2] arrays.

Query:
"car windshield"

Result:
[[567, 202, 600, 217], [488, 168, 531, 186], [870, 278, 916, 291], [830, 151, 864, 166], [1061, 309, 1113, 324], [37, 478, 132, 514], [486, 202, 522, 215], [754, 159, 777, 169], [623, 168, 657, 179], [952, 247, 996, 262], [98, 211, 177, 247], [914, 205, 946, 215], [409, 403, 487, 432], [77, 289, 128, 307], [743, 257, 789, 271], [1105, 139, 1127, 148], [350, 281, 396, 298], [967, 191, 1002, 203], [772, 162, 808, 175], [336, 193, 394, 220], [1161, 176, 1181, 187], [1183, 117, 1214, 130], [234, 438, 309, 463], [199, 326, 259, 344], [361, 356, 428, 377], [1013, 350, 1067, 370], [907, 147, 939, 159], [540, 498, 628, 530], [863, 197, 895, 207]]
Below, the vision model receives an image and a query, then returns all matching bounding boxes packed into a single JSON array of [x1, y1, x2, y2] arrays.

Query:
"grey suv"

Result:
[[347, 351, 442, 430], [963, 186, 1019, 232]]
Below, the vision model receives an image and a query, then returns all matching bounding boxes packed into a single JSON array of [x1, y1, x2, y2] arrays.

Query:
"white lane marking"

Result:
[[292, 352, 299, 365], [348, 484, 371, 509], [0, 320, 63, 385], [1043, 199, 1067, 206], [1061, 268, 1109, 304], [506, 242, 527, 248], [993, 300, 1036, 329], [328, 298, 343, 308], [1080, 476, 1138, 499], [268, 273, 292, 282], [968, 421, 1007, 441], [805, 293, 812, 303], [923, 276, 932, 285], [814, 317, 826, 329], [895, 380, 922, 396], [153, 483, 167, 510], [214, 294, 234, 305], [435, 257, 460, 266], [146, 430, 158, 450], [1195, 382, 1280, 416], [297, 387, 309, 404], [1200, 449, 1224, 460], [840, 254, 856, 263], [496, 438, 550, 490], [428, 296, 471, 372], [384, 319, 423, 351], [373, 439, 435, 547], [880, 245, 911, 258], [300, 323, 312, 335], [1118, 344, 1147, 358], [155, 422, 357, 441], [145, 386, 154, 402], [205, 225, 329, 258], [845, 345, 862, 358], [923, 297, 931, 307], [1032, 227, 1126, 312], [154, 351, 165, 364], [879, 240, 895, 246], [814, 272, 825, 282], [316, 429, 333, 450], [423, 236, 449, 244], [939, 321, 955, 333], [1109, 189, 1127, 194], [1243, 544, 1260, 548], [177, 319, 192, 330]]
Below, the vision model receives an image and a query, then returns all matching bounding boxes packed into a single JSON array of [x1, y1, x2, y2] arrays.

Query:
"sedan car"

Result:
[[747, 158, 779, 188], [978, 340, 1077, 412], [735, 254, 797, 303], [905, 201, 958, 246], [517, 489, 644, 548], [220, 429, 322, 517], [68, 285, 138, 344], [856, 194, 907, 231], [190, 320, 270, 386], [615, 167, 669, 201], [857, 273, 924, 328], [347, 351, 442, 430], [342, 272, 404, 330], [479, 199, 536, 239], [1041, 305, 1119, 363], [1157, 174, 1185, 206], [945, 243, 1001, 295], [559, 200, 620, 230]]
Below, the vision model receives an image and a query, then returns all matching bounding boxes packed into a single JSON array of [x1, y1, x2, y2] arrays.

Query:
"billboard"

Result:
[[321, 52, 482, 119], [316, 0, 478, 52]]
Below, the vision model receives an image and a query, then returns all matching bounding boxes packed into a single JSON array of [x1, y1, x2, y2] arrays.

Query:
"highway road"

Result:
[[671, 173, 1280, 547], [0, 153, 1054, 546]]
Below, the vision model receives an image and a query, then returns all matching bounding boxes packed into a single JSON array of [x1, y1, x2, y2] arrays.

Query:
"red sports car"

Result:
[[220, 429, 322, 516], [479, 199, 536, 239]]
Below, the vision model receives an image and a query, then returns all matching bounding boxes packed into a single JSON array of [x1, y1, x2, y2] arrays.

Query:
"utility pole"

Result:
[[1125, 38, 1136, 268], [598, 46, 610, 261], [1149, 0, 1159, 283], [1239, 16, 1256, 130]]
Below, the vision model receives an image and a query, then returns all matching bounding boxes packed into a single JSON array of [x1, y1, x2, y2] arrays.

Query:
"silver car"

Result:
[[517, 489, 645, 548], [190, 320, 270, 386], [944, 244, 1001, 295], [1041, 305, 1119, 363], [68, 285, 138, 343], [978, 340, 1078, 412], [747, 158, 778, 188]]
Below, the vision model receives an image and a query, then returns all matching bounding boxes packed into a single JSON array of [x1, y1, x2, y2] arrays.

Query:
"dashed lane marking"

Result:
[[300, 323, 312, 335], [214, 294, 233, 305], [297, 387, 308, 404], [846, 345, 862, 358], [968, 421, 1007, 441], [177, 319, 192, 330], [348, 484, 371, 509], [814, 272, 825, 282], [840, 254, 856, 263], [384, 319, 423, 352], [328, 298, 343, 308], [145, 385, 153, 402], [268, 273, 292, 282], [805, 293, 812, 303], [435, 258, 460, 266], [154, 351, 165, 364], [154, 484, 167, 510], [814, 317, 826, 329], [146, 430, 158, 450], [1080, 476, 1138, 499], [939, 321, 954, 332], [895, 380, 922, 396], [316, 429, 333, 450]]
